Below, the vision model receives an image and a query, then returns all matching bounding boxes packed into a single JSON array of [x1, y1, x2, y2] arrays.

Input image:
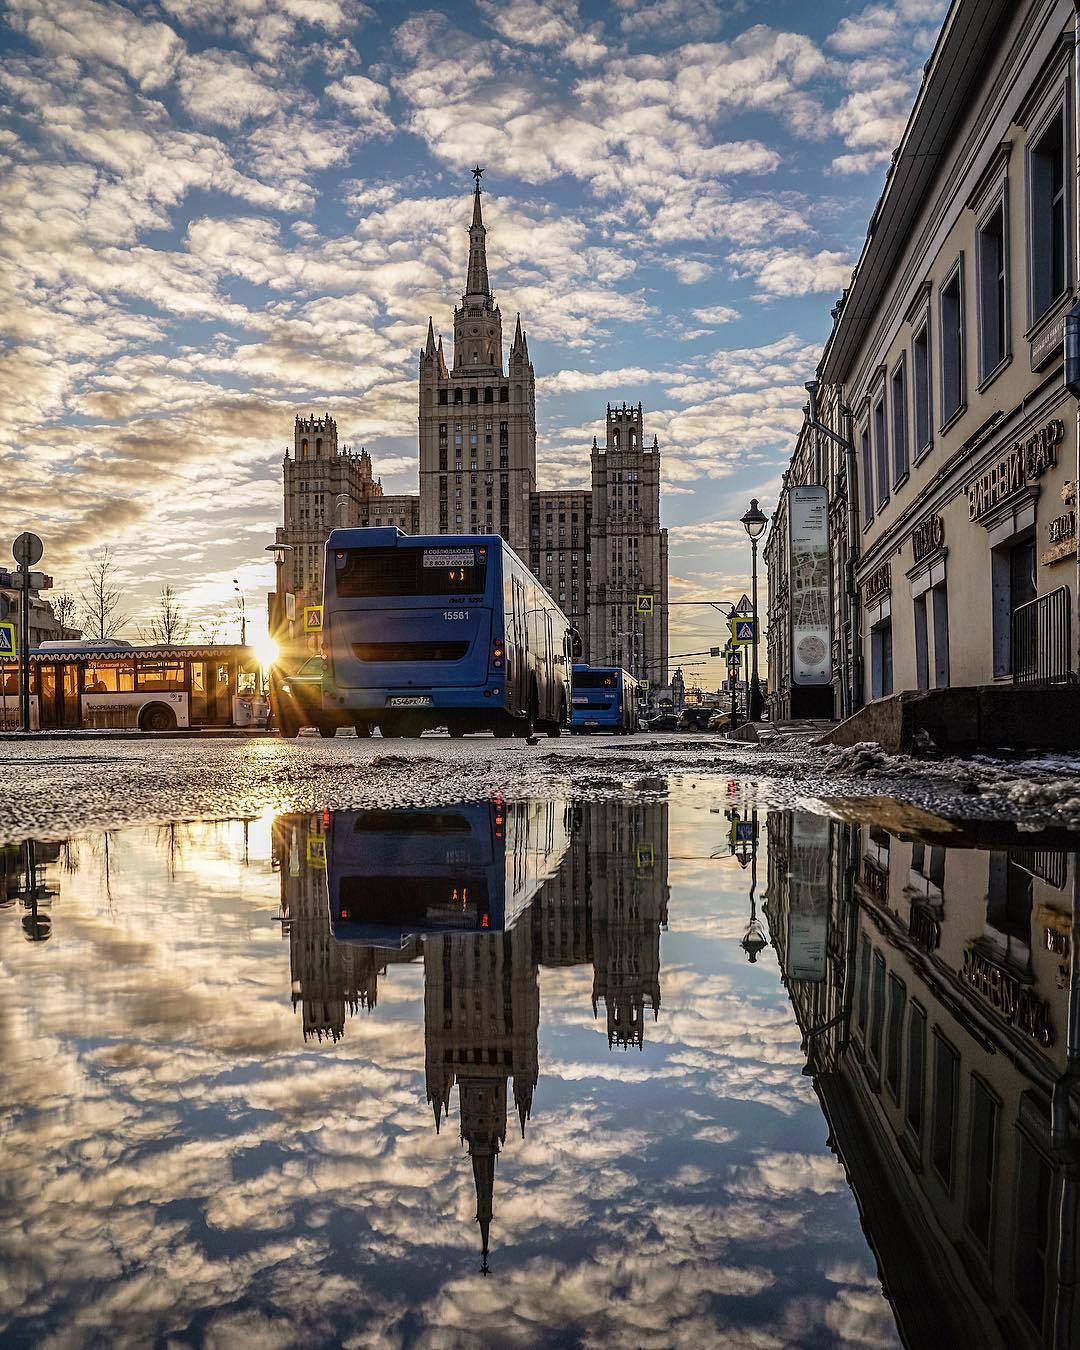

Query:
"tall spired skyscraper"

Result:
[[418, 166, 537, 544]]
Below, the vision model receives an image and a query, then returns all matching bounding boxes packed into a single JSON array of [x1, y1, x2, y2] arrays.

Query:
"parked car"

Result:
[[678, 707, 716, 732], [271, 657, 358, 739], [646, 712, 679, 731], [707, 711, 732, 732]]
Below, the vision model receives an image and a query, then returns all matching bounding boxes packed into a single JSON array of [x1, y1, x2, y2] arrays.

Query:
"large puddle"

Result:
[[1, 787, 1077, 1347]]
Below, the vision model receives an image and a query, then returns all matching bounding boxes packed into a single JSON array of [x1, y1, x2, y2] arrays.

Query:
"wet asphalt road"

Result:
[[5, 728, 1080, 844]]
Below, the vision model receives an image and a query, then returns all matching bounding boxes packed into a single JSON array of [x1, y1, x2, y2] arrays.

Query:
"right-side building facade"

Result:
[[768, 0, 1080, 728]]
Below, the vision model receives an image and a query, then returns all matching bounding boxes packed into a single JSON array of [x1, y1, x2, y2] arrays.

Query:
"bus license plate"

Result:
[[388, 696, 432, 707]]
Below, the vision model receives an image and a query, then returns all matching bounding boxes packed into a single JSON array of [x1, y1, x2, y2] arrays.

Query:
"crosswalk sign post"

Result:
[[303, 605, 323, 634], [730, 616, 757, 644], [635, 594, 654, 616]]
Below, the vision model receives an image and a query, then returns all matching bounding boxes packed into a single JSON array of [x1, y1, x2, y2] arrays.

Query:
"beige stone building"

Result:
[[768, 0, 1080, 729], [275, 175, 668, 683]]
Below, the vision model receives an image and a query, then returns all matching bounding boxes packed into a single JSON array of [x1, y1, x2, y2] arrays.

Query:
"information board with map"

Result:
[[788, 485, 831, 687]]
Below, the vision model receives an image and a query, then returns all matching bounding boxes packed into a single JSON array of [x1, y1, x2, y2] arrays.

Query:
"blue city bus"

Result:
[[321, 528, 572, 738], [327, 799, 570, 948], [570, 664, 639, 734]]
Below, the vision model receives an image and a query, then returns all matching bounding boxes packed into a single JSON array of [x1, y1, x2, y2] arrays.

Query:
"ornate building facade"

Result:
[[275, 174, 668, 684]]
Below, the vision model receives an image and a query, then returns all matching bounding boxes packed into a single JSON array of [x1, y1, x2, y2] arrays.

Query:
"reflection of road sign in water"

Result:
[[734, 820, 756, 844], [0, 622, 14, 657], [730, 617, 756, 644], [636, 843, 655, 868], [639, 679, 650, 691], [304, 605, 323, 633], [635, 593, 654, 615], [306, 835, 326, 868]]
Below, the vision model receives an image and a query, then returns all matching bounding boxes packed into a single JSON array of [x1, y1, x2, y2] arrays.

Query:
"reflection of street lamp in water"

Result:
[[735, 808, 767, 962]]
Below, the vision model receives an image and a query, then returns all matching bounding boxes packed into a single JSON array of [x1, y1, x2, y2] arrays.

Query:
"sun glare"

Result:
[[252, 635, 279, 668]]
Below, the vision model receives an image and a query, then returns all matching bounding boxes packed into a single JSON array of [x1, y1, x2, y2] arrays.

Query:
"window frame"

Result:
[[964, 1072, 1001, 1255], [1026, 100, 1070, 327], [931, 1030, 960, 1192], [911, 312, 933, 462], [890, 354, 909, 487], [859, 418, 874, 527], [975, 186, 1011, 388], [938, 254, 967, 430], [873, 387, 889, 511]]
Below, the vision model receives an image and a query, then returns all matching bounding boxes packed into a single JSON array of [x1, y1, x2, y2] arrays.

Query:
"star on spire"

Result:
[[472, 164, 484, 185]]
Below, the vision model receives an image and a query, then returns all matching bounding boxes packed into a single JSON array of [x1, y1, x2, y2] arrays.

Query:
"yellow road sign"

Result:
[[304, 605, 323, 633], [635, 593, 654, 616], [0, 622, 14, 658], [306, 835, 326, 868], [636, 842, 655, 868], [730, 616, 757, 644]]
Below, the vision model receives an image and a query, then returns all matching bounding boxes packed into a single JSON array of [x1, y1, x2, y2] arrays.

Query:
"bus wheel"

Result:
[[546, 702, 564, 738], [317, 721, 338, 739], [141, 703, 177, 733], [279, 715, 300, 739]]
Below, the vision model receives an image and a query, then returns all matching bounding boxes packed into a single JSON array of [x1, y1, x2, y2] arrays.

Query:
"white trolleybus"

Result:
[[0, 640, 269, 731]]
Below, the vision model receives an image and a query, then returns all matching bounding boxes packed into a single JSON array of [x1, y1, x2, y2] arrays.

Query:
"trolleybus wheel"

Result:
[[317, 721, 338, 739], [141, 703, 177, 733]]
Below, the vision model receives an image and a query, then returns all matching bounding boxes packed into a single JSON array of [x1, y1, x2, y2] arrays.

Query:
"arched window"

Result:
[[315, 437, 323, 456], [612, 429, 620, 449], [301, 438, 309, 457]]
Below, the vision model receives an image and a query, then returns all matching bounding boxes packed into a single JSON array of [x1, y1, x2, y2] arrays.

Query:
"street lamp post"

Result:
[[740, 498, 768, 722], [232, 580, 247, 646], [264, 543, 293, 640]]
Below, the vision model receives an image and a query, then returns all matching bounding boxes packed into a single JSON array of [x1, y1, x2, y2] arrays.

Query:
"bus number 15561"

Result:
[[443, 610, 470, 621]]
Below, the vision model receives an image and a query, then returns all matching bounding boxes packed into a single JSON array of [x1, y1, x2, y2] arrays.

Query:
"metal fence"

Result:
[[1012, 586, 1072, 686]]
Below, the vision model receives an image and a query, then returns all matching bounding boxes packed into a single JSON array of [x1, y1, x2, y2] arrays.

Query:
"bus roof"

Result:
[[11, 642, 258, 664]]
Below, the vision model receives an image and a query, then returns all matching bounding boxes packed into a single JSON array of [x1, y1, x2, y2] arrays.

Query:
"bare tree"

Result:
[[199, 613, 225, 645], [79, 546, 129, 640], [140, 584, 191, 645], [51, 591, 79, 635]]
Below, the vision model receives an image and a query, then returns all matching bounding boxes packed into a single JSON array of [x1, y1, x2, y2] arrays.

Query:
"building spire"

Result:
[[465, 166, 490, 297], [424, 316, 437, 357]]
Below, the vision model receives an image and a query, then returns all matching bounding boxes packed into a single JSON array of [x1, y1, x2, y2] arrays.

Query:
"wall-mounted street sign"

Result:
[[0, 622, 14, 657], [730, 616, 757, 644], [635, 593, 654, 616], [303, 605, 323, 633]]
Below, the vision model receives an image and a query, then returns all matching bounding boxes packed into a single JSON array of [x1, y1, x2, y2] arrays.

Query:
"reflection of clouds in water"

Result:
[[0, 814, 889, 1345]]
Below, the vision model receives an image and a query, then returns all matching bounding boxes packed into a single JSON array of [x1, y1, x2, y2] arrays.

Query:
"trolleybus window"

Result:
[[136, 662, 185, 692], [574, 670, 618, 688], [334, 545, 488, 597], [85, 661, 135, 692]]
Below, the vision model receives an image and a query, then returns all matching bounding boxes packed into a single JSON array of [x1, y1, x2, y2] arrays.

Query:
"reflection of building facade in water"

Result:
[[274, 799, 669, 1264], [766, 810, 1080, 1348]]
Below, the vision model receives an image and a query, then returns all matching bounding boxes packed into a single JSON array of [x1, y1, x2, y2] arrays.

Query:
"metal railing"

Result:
[[1012, 586, 1072, 686]]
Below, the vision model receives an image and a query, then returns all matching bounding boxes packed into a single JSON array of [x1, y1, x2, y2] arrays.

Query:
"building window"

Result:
[[1015, 1132, 1053, 1334], [873, 396, 888, 509], [860, 424, 874, 522], [868, 951, 886, 1068], [912, 320, 931, 456], [977, 199, 1008, 381], [891, 360, 908, 484], [884, 974, 905, 1102], [931, 1032, 959, 1189], [905, 1003, 926, 1141], [966, 1076, 999, 1252], [939, 259, 965, 425], [914, 593, 930, 691], [1030, 109, 1067, 322]]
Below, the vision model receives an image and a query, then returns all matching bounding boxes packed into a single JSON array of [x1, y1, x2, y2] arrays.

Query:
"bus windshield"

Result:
[[574, 670, 619, 689], [335, 545, 488, 598]]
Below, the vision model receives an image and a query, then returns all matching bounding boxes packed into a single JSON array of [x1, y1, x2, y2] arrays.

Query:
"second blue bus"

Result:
[[570, 665, 639, 734], [321, 528, 572, 738]]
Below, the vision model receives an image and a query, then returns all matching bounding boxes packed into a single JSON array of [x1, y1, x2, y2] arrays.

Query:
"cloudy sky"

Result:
[[1, 0, 946, 653]]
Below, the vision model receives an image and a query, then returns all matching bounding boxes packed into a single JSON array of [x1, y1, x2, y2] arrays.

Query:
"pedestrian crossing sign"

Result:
[[730, 616, 757, 644], [636, 843, 655, 868], [0, 622, 14, 657], [306, 835, 326, 868], [304, 605, 323, 633], [635, 593, 654, 616]]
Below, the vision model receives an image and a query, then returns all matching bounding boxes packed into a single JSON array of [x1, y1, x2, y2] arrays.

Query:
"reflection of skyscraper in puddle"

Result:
[[766, 806, 1080, 1348], [274, 796, 670, 1265], [274, 814, 419, 1041], [586, 801, 670, 1048]]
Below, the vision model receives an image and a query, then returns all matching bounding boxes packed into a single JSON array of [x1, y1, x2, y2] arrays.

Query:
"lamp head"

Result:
[[265, 542, 293, 566], [741, 498, 768, 541]]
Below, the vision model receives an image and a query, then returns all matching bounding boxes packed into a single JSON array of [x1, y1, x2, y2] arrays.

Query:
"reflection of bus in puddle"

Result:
[[328, 799, 570, 948]]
